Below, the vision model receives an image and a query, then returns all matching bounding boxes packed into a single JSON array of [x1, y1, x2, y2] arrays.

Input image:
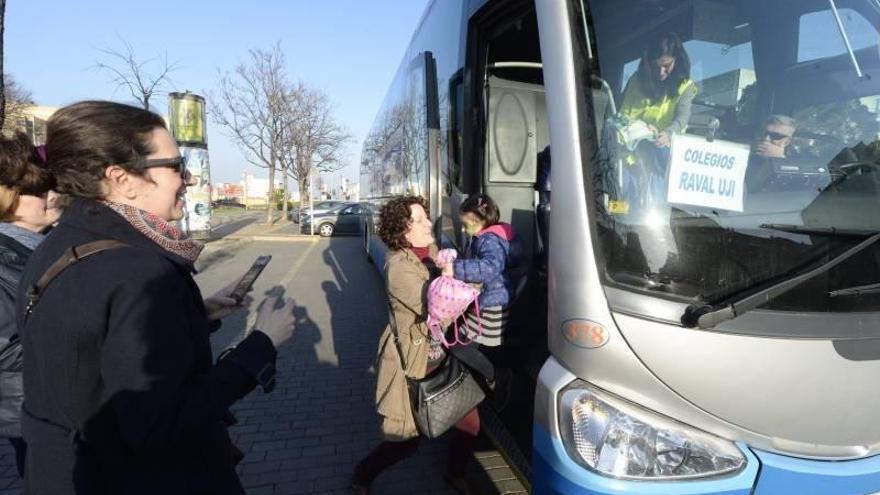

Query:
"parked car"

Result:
[[210, 198, 246, 209], [294, 200, 348, 223], [301, 202, 366, 237]]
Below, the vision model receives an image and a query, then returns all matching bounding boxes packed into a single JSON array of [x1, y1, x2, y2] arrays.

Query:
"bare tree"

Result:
[[211, 43, 291, 225], [286, 83, 351, 216], [95, 38, 177, 111], [0, 0, 6, 129], [2, 75, 33, 132]]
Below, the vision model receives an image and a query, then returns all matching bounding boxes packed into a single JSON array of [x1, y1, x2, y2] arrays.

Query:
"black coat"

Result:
[[0, 232, 29, 438], [16, 198, 276, 495]]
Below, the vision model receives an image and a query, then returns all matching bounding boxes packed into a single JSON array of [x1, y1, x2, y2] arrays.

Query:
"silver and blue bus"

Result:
[[361, 1, 880, 493]]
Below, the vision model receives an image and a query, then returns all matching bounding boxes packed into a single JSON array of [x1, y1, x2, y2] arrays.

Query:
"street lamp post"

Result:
[[309, 169, 317, 236]]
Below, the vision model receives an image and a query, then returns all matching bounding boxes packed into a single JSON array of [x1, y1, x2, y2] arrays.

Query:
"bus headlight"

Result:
[[559, 383, 746, 480]]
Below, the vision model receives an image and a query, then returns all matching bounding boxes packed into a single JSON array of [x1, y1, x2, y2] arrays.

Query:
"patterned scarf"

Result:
[[101, 201, 204, 263]]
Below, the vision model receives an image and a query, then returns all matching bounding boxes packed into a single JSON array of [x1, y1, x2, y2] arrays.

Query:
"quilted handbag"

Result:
[[387, 304, 485, 438]]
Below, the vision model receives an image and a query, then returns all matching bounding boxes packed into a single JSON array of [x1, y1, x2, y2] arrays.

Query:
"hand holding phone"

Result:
[[230, 255, 272, 302]]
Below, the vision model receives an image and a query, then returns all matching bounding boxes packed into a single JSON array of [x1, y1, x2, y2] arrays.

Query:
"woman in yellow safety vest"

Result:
[[616, 33, 696, 207], [620, 32, 697, 149]]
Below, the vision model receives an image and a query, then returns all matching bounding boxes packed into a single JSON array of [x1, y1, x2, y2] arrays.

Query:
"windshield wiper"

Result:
[[829, 282, 880, 297], [760, 224, 878, 237], [682, 231, 880, 328]]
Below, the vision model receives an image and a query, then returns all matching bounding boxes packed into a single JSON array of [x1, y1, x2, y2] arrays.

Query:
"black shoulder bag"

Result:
[[387, 301, 491, 438]]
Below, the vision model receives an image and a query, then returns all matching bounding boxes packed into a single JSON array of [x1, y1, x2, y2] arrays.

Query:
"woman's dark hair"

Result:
[[637, 32, 690, 101], [378, 195, 429, 250], [459, 193, 499, 227], [0, 132, 55, 222], [45, 100, 167, 198]]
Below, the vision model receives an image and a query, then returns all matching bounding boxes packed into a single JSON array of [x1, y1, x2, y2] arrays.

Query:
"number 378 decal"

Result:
[[562, 319, 609, 349]]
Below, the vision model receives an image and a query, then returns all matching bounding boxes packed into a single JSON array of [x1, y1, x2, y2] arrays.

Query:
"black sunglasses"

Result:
[[764, 131, 791, 142], [137, 156, 188, 179]]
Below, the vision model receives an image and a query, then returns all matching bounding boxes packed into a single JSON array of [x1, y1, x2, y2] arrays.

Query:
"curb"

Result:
[[224, 235, 320, 242]]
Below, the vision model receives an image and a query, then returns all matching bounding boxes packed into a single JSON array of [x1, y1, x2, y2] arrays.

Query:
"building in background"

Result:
[[240, 173, 292, 207], [697, 68, 756, 109], [214, 182, 244, 201], [11, 105, 58, 145]]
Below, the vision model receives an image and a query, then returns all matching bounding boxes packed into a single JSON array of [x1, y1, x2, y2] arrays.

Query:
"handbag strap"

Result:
[[386, 300, 410, 373], [24, 240, 129, 320], [388, 295, 494, 383], [449, 343, 494, 383]]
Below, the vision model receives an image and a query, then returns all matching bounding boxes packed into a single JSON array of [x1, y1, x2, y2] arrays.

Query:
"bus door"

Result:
[[460, 0, 551, 483]]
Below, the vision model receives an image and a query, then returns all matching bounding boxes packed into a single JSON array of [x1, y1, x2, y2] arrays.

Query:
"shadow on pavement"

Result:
[[211, 216, 260, 239]]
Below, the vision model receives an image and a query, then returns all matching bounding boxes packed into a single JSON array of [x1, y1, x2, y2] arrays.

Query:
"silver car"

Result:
[[293, 200, 347, 223]]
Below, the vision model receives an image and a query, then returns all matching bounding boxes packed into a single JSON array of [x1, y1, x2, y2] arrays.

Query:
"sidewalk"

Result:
[[223, 220, 310, 241], [210, 211, 314, 242]]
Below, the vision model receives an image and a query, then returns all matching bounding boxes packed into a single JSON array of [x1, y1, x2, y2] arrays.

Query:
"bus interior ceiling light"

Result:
[[560, 384, 746, 480]]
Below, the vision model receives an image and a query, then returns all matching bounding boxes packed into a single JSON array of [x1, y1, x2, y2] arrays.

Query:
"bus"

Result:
[[360, 1, 880, 493]]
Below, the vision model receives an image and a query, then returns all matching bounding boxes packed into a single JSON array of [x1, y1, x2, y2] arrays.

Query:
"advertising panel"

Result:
[[180, 146, 212, 239], [169, 92, 207, 146]]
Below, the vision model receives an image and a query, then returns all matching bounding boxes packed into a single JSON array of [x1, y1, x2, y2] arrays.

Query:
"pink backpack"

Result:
[[426, 251, 482, 347]]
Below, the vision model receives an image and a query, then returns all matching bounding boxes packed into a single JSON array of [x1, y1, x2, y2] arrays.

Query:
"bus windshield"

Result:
[[582, 0, 880, 313]]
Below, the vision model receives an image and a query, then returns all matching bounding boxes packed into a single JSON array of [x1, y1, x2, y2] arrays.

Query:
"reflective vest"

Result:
[[620, 75, 696, 131]]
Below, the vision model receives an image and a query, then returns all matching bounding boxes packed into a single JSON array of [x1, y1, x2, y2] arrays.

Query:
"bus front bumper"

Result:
[[532, 424, 880, 494]]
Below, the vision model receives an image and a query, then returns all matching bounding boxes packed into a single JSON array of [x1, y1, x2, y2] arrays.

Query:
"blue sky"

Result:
[[5, 0, 429, 185]]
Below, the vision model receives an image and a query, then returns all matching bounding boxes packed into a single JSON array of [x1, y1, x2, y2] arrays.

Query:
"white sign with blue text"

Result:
[[667, 134, 750, 212]]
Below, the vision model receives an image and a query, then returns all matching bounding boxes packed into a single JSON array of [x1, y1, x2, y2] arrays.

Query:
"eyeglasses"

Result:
[[137, 156, 188, 179], [764, 131, 791, 142]]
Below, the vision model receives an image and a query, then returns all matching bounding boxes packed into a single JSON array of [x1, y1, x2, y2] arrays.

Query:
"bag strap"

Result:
[[386, 300, 410, 373], [449, 343, 494, 383], [390, 298, 495, 384], [24, 240, 129, 318]]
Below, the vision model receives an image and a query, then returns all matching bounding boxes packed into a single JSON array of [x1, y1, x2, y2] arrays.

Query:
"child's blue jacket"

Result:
[[453, 222, 522, 308]]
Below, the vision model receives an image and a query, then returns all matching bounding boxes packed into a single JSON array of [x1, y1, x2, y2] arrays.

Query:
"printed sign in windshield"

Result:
[[667, 135, 750, 212]]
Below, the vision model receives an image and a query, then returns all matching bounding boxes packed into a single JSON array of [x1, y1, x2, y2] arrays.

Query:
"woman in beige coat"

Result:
[[352, 196, 479, 495]]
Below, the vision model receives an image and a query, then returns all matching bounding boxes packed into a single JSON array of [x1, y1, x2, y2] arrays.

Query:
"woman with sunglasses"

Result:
[[16, 101, 296, 495], [0, 133, 62, 480]]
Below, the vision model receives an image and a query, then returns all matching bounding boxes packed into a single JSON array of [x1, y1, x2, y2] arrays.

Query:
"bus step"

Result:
[[478, 402, 532, 493]]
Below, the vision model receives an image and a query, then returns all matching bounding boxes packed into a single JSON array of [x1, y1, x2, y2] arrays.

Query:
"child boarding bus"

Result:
[[360, 0, 880, 493]]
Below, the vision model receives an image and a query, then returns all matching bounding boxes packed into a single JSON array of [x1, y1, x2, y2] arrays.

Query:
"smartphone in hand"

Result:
[[230, 255, 272, 302]]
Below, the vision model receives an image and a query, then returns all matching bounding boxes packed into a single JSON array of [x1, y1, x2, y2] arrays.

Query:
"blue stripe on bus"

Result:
[[751, 448, 880, 495], [531, 424, 759, 495]]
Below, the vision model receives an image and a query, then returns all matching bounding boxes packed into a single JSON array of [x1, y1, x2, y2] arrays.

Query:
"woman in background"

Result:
[[0, 133, 61, 478]]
